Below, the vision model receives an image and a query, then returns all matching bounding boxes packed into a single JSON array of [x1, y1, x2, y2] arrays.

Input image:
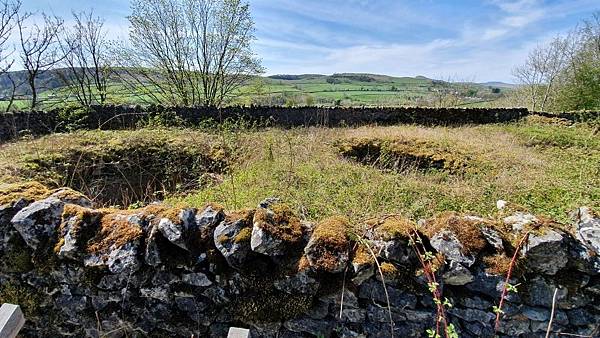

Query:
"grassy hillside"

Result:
[[0, 70, 510, 110], [245, 73, 507, 107]]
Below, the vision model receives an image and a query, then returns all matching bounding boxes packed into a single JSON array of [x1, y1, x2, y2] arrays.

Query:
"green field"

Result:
[[0, 72, 510, 110]]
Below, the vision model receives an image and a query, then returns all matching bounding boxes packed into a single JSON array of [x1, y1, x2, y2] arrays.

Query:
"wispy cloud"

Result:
[[21, 0, 600, 82]]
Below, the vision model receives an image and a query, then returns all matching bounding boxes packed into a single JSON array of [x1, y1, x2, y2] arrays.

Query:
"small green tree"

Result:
[[555, 62, 600, 110]]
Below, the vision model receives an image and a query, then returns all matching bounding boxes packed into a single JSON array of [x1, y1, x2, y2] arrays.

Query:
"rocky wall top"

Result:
[[0, 183, 599, 337]]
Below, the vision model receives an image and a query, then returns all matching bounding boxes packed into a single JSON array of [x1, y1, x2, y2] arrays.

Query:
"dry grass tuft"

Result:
[[483, 253, 513, 275]]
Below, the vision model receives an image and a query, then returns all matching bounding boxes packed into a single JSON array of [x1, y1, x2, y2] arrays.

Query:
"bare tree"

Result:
[[116, 0, 263, 107], [17, 13, 66, 109], [513, 36, 571, 111], [429, 75, 472, 108], [60, 10, 112, 108], [0, 0, 22, 111]]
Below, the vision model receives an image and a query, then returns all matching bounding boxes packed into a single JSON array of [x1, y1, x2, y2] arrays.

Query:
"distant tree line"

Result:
[[0, 0, 262, 111], [511, 12, 600, 112]]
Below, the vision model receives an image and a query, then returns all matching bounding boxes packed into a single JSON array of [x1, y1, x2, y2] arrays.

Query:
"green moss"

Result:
[[234, 227, 252, 243], [253, 203, 303, 243], [0, 283, 44, 317], [336, 137, 474, 174], [0, 181, 50, 206], [0, 238, 33, 273], [367, 215, 415, 241], [424, 212, 488, 254], [217, 234, 230, 244], [308, 216, 351, 272], [230, 274, 314, 322]]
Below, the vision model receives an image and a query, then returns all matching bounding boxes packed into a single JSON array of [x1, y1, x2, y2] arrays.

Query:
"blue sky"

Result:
[[23, 0, 600, 82]]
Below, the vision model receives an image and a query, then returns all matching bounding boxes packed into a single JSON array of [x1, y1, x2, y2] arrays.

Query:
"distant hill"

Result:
[[0, 69, 511, 108], [480, 81, 516, 89]]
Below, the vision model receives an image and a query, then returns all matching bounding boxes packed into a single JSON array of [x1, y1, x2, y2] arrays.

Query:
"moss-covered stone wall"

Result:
[[1, 184, 599, 337]]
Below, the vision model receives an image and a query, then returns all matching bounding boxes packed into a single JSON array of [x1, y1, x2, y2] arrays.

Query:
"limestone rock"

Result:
[[448, 307, 494, 324], [430, 230, 476, 266], [56, 205, 102, 260], [523, 229, 568, 275], [320, 288, 360, 309], [106, 241, 142, 274], [11, 197, 64, 250], [504, 212, 537, 232], [375, 239, 412, 264], [573, 207, 600, 254], [283, 317, 332, 336], [157, 208, 196, 250], [274, 270, 320, 295], [304, 216, 350, 273], [145, 223, 162, 267], [251, 203, 303, 256], [182, 272, 212, 287], [340, 308, 366, 323], [481, 226, 504, 251], [140, 286, 170, 302], [251, 224, 284, 256], [83, 214, 143, 274], [0, 198, 29, 253], [213, 211, 253, 268], [359, 279, 417, 309], [351, 262, 375, 286], [258, 197, 280, 209], [49, 188, 92, 207], [443, 261, 474, 285], [195, 205, 225, 243]]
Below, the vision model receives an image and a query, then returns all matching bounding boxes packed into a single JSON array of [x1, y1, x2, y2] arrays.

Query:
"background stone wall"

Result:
[[0, 184, 599, 337], [0, 106, 532, 142]]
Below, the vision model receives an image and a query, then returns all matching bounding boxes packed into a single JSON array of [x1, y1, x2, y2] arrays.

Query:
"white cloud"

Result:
[[482, 28, 510, 41]]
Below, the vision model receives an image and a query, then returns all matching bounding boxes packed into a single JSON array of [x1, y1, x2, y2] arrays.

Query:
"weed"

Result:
[[407, 229, 454, 338], [494, 230, 530, 332]]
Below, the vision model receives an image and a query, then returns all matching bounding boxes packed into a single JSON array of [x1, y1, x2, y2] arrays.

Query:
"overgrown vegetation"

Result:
[[172, 121, 598, 223], [1, 120, 598, 221], [0, 129, 230, 207]]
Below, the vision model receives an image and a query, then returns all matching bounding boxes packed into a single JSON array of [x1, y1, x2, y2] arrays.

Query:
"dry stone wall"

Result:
[[0, 185, 599, 337], [0, 106, 530, 142]]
